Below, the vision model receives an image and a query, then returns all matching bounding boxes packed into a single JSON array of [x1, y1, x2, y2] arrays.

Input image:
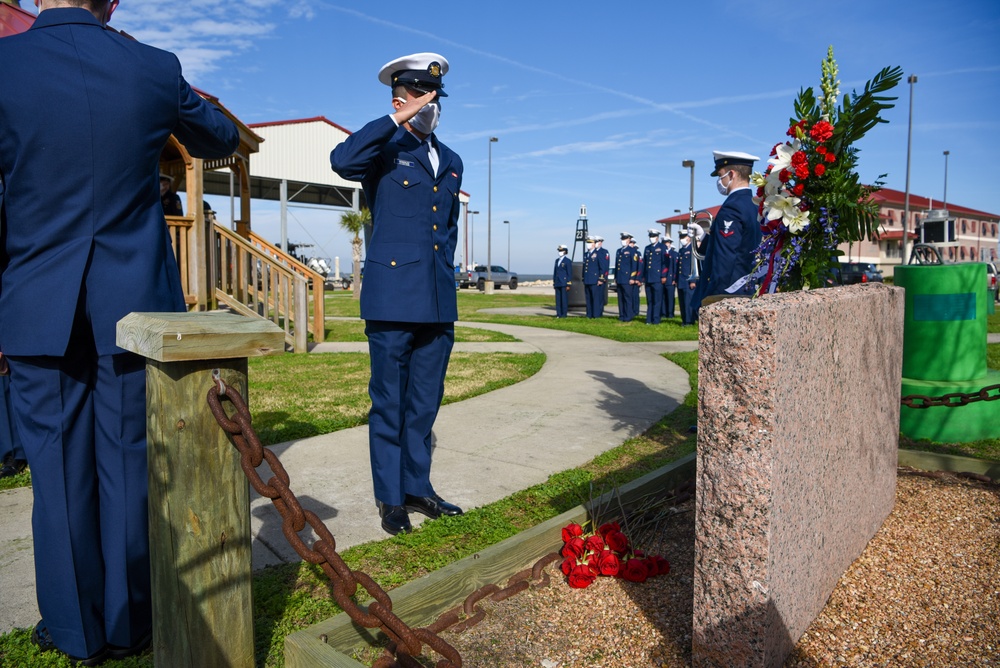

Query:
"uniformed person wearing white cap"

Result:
[[582, 235, 610, 318], [642, 228, 669, 324], [552, 244, 572, 318], [690, 150, 761, 319], [614, 232, 640, 321], [330, 52, 464, 535]]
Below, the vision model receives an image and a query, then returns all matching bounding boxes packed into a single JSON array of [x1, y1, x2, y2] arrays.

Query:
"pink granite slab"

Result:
[[692, 284, 904, 667]]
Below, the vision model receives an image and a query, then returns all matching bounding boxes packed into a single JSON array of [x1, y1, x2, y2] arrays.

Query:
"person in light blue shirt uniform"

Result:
[[690, 150, 762, 320], [552, 244, 572, 318], [643, 229, 669, 324], [676, 230, 697, 326], [330, 51, 465, 537], [613, 232, 640, 321], [582, 235, 610, 318]]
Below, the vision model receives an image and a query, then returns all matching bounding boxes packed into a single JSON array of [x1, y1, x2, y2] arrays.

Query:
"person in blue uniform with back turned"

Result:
[[677, 230, 697, 326], [0, 373, 26, 479], [690, 150, 762, 320], [0, 1, 239, 663], [330, 52, 465, 536], [643, 229, 669, 324], [553, 244, 572, 318], [614, 232, 638, 321]]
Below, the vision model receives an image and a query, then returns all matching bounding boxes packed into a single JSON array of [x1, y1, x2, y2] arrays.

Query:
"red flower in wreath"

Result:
[[825, 152, 836, 163], [814, 163, 827, 177], [809, 120, 834, 142]]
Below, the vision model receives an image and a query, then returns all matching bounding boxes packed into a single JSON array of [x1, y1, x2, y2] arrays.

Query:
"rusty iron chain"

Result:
[[207, 377, 697, 666], [900, 383, 1000, 409], [207, 378, 462, 667]]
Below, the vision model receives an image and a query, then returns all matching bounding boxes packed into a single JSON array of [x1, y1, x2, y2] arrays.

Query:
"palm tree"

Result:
[[339, 207, 371, 299]]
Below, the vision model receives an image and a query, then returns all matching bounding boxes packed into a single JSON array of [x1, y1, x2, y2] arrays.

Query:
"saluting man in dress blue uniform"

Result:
[[330, 52, 465, 536], [676, 230, 697, 326], [643, 229, 669, 324], [553, 244, 572, 318], [614, 232, 638, 321], [690, 150, 762, 320], [582, 235, 610, 318], [0, 1, 239, 662]]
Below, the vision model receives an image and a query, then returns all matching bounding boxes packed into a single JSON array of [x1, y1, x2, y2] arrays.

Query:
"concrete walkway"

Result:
[[0, 320, 694, 634]]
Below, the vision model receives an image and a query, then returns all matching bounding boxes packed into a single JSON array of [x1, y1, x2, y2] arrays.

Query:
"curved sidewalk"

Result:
[[0, 321, 693, 634]]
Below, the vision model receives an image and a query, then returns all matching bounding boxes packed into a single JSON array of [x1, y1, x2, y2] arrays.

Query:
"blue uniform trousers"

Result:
[[630, 283, 641, 320], [616, 284, 631, 321], [645, 282, 664, 324], [0, 375, 25, 462], [7, 344, 150, 658], [365, 321, 454, 505], [663, 283, 676, 319], [679, 283, 696, 325], [585, 284, 604, 318], [554, 287, 569, 317]]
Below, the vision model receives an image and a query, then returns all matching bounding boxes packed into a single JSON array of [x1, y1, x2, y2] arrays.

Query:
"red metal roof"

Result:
[[656, 188, 999, 224], [657, 205, 723, 224], [248, 116, 353, 136], [0, 3, 35, 38], [873, 229, 918, 241]]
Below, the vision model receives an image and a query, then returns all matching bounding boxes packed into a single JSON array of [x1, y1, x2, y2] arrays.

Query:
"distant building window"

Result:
[[962, 220, 968, 234], [971, 221, 978, 234], [960, 246, 967, 260]]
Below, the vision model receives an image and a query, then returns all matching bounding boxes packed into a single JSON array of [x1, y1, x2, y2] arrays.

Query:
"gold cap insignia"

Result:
[[428, 63, 441, 78]]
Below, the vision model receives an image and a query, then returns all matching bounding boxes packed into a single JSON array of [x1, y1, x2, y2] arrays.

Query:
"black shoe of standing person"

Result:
[[404, 493, 463, 519], [376, 501, 412, 535], [0, 455, 27, 479], [32, 621, 109, 666], [107, 628, 153, 660]]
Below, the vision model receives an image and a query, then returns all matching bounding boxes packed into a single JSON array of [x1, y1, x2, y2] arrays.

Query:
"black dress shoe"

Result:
[[32, 621, 108, 666], [376, 501, 412, 535], [0, 457, 26, 479], [404, 493, 463, 519], [107, 628, 152, 660]]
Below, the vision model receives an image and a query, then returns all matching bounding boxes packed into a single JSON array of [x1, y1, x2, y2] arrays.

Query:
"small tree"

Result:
[[339, 208, 371, 299]]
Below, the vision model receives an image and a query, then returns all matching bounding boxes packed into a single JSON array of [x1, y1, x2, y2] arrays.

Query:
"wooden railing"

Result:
[[165, 215, 197, 306], [165, 216, 326, 352], [247, 230, 326, 343]]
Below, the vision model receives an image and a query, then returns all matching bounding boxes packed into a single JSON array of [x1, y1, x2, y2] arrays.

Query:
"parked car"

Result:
[[839, 261, 883, 285], [986, 262, 999, 302], [468, 264, 518, 290]]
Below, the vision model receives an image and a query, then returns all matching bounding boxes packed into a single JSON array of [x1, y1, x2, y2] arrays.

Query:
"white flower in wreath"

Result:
[[764, 193, 810, 233], [769, 139, 801, 174]]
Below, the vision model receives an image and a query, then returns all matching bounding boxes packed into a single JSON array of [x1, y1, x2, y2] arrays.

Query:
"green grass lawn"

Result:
[[5, 290, 1000, 666], [324, 291, 699, 342]]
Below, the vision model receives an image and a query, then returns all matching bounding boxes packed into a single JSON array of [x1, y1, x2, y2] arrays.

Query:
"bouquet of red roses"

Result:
[[559, 521, 670, 589]]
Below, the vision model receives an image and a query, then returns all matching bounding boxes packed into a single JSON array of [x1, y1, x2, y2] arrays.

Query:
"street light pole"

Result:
[[487, 137, 498, 293], [943, 150, 950, 210], [503, 220, 510, 270], [467, 210, 479, 267], [902, 74, 917, 266]]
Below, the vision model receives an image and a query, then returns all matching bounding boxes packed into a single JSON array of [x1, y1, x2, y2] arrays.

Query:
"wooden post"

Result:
[[117, 311, 285, 667]]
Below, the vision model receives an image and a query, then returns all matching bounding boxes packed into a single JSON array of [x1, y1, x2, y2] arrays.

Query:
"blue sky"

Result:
[[57, 1, 1000, 273]]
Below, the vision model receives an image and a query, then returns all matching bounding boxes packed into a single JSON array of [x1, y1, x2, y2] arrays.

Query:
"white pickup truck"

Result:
[[459, 264, 518, 290]]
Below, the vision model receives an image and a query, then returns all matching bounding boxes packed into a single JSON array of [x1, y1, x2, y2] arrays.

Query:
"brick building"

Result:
[[656, 187, 1000, 278]]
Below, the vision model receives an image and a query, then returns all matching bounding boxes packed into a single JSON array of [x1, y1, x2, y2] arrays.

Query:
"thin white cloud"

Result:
[[111, 1, 317, 81]]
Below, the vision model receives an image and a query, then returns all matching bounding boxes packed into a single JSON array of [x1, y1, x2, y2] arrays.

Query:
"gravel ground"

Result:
[[439, 470, 1000, 667]]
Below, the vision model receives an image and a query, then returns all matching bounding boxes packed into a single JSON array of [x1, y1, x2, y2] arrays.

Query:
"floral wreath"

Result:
[[751, 47, 903, 294]]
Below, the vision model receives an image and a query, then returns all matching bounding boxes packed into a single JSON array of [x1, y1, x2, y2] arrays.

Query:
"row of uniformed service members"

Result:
[[551, 229, 698, 325]]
